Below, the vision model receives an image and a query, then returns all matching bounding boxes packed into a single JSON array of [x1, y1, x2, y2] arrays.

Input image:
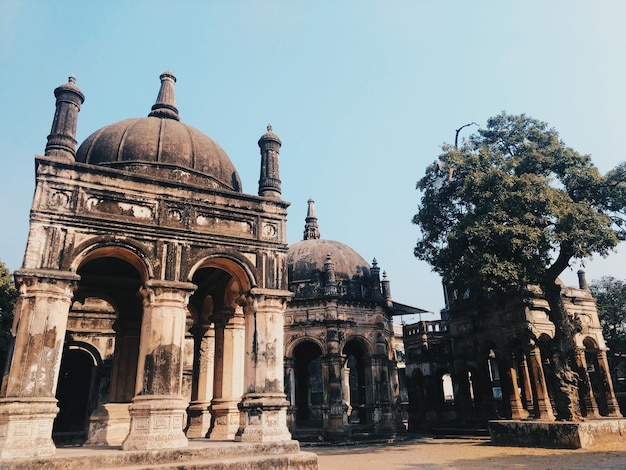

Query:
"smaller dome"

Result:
[[287, 199, 377, 301]]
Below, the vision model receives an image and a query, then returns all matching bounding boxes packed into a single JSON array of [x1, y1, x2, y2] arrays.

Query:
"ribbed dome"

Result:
[[288, 239, 371, 283], [75, 72, 242, 192], [287, 199, 375, 300]]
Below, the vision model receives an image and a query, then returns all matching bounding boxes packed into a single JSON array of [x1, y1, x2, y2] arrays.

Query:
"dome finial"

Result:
[[148, 71, 180, 121], [303, 198, 320, 240]]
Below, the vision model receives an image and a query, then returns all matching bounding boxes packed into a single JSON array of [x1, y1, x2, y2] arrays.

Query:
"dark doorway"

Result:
[[53, 348, 96, 445], [293, 341, 323, 424]]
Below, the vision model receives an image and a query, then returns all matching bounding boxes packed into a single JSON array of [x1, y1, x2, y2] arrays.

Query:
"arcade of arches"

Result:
[[0, 73, 293, 460]]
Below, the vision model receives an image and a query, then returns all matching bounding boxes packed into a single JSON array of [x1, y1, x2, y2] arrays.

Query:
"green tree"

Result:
[[590, 276, 626, 354], [0, 261, 17, 369], [413, 112, 626, 420]]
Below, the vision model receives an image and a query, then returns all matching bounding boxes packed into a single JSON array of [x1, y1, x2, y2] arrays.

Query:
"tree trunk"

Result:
[[541, 247, 583, 421]]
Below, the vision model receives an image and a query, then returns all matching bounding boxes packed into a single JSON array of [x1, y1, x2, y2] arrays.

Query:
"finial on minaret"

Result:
[[148, 71, 180, 121], [303, 198, 320, 240], [382, 271, 393, 306], [258, 123, 282, 198], [45, 76, 85, 160]]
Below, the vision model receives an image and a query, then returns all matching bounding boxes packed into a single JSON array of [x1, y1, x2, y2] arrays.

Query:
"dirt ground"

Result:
[[310, 436, 626, 470]]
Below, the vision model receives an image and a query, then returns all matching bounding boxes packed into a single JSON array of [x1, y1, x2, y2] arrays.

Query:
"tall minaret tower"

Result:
[[303, 198, 320, 240], [258, 124, 282, 198], [44, 76, 85, 160]]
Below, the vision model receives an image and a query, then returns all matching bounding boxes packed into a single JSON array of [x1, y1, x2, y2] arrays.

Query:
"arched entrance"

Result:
[[343, 340, 368, 424], [186, 260, 250, 440], [293, 341, 323, 425], [53, 347, 98, 445], [76, 255, 143, 405]]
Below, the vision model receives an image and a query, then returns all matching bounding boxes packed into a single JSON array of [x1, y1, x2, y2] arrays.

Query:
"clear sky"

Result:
[[1, 1, 625, 320]]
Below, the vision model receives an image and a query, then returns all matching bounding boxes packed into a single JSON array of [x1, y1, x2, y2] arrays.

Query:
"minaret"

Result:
[[382, 271, 393, 307], [303, 198, 320, 240], [258, 124, 282, 198], [148, 71, 180, 120], [44, 76, 85, 160], [371, 258, 383, 299]]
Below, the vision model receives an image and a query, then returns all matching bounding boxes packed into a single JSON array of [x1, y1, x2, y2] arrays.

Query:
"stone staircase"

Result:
[[1, 440, 319, 470]]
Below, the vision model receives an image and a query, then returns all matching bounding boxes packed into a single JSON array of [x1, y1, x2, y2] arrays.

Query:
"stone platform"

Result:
[[489, 418, 626, 449], [0, 439, 319, 470]]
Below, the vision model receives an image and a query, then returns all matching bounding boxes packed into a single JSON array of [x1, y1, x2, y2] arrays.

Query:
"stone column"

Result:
[[596, 349, 623, 417], [284, 357, 296, 430], [0, 269, 78, 459], [574, 347, 600, 418], [518, 354, 534, 411], [186, 322, 215, 438], [342, 360, 352, 417], [122, 280, 196, 451], [527, 343, 555, 420], [235, 289, 292, 442], [503, 357, 529, 419], [211, 310, 245, 440]]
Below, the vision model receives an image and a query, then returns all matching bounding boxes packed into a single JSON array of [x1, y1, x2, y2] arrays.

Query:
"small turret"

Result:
[[382, 271, 393, 307], [45, 76, 85, 160], [258, 124, 282, 198], [371, 258, 382, 299], [577, 269, 589, 290], [303, 198, 320, 240]]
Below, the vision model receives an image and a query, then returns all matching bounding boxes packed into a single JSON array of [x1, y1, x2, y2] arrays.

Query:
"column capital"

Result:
[[140, 280, 196, 306], [14, 268, 80, 290]]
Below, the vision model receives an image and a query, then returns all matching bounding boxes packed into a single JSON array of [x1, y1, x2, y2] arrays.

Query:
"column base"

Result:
[[235, 394, 291, 443], [85, 402, 131, 446], [186, 401, 212, 438], [210, 399, 240, 440], [122, 396, 188, 451], [0, 397, 58, 460]]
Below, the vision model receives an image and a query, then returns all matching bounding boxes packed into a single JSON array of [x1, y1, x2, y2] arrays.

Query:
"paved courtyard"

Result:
[[312, 436, 626, 469]]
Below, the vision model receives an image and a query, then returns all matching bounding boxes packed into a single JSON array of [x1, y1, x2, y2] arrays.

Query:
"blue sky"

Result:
[[1, 1, 625, 319]]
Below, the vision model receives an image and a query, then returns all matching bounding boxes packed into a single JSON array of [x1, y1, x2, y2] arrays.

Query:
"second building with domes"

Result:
[[284, 198, 422, 441]]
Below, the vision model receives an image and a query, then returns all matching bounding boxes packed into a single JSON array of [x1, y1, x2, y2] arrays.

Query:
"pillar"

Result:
[[284, 357, 296, 430], [503, 356, 529, 419], [574, 347, 600, 418], [324, 327, 348, 439], [210, 310, 245, 440], [518, 354, 534, 412], [527, 343, 555, 420], [0, 269, 78, 459], [596, 349, 623, 417], [122, 280, 196, 451], [235, 288, 292, 442], [186, 322, 215, 438]]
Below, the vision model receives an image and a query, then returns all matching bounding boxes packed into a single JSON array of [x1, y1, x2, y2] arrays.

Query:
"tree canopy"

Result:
[[0, 260, 17, 366], [413, 112, 626, 300]]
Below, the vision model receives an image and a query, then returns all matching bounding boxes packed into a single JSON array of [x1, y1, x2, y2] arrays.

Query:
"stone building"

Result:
[[283, 199, 426, 441], [402, 272, 623, 433], [0, 72, 302, 460]]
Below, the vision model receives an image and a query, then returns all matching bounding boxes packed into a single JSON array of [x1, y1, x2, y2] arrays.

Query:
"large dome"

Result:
[[75, 72, 242, 192]]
